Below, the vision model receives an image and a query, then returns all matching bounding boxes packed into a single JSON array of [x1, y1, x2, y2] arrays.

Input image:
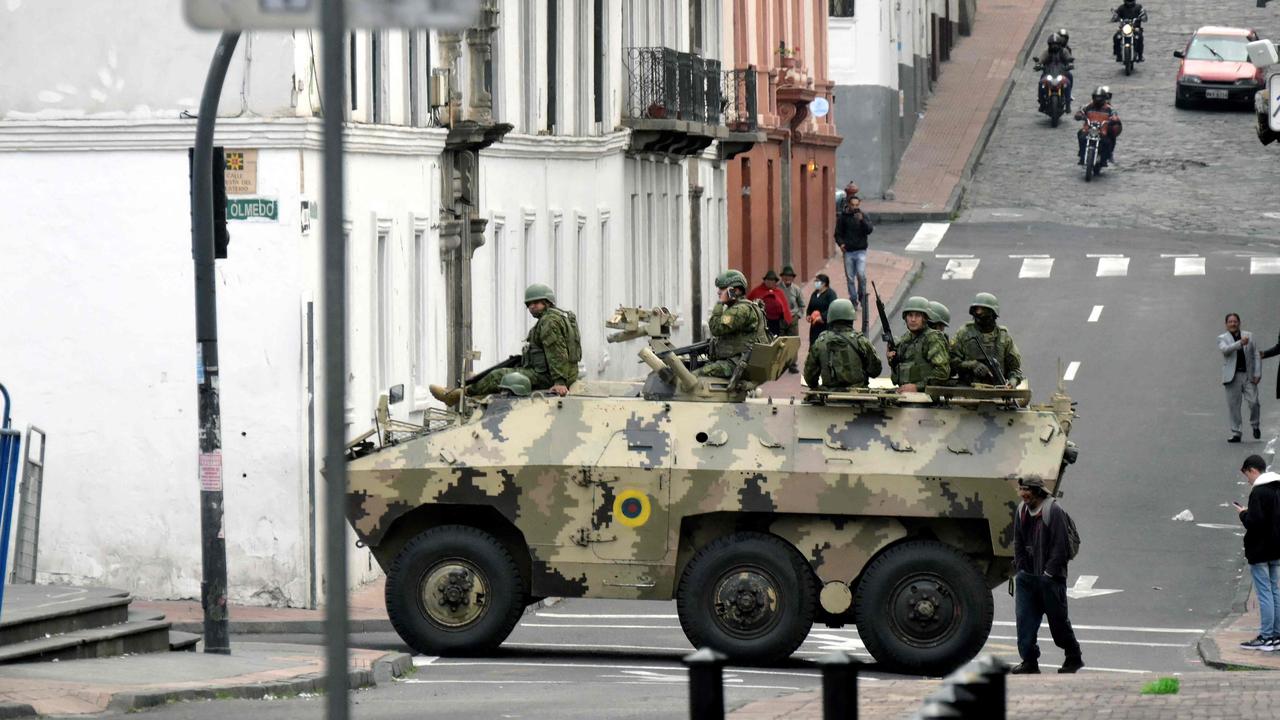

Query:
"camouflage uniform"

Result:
[[804, 325, 882, 389], [697, 300, 768, 378], [950, 323, 1024, 385], [891, 329, 951, 387], [470, 307, 581, 395]]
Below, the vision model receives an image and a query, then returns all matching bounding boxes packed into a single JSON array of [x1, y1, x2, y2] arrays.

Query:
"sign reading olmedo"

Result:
[[226, 197, 279, 222]]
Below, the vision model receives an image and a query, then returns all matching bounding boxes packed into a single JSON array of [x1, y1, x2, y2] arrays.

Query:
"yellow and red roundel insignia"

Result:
[[613, 490, 652, 528]]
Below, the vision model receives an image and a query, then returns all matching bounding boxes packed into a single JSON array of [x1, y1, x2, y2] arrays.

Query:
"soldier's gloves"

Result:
[[973, 364, 994, 381]]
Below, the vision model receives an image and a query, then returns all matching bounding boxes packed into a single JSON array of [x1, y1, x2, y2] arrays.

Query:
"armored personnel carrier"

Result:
[[345, 307, 1078, 674]]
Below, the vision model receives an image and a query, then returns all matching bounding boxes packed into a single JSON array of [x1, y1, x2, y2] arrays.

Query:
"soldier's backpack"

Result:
[[1019, 498, 1081, 561], [560, 309, 583, 365], [822, 332, 868, 386]]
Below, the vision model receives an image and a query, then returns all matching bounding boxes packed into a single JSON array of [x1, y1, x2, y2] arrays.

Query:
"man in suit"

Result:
[[1219, 313, 1263, 442]]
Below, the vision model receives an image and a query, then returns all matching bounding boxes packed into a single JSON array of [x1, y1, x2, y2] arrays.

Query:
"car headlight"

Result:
[[1181, 75, 1202, 84], [1236, 78, 1260, 86]]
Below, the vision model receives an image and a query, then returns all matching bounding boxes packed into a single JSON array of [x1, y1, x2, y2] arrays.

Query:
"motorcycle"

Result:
[[1116, 19, 1140, 75], [1035, 59, 1072, 127], [1081, 120, 1105, 181]]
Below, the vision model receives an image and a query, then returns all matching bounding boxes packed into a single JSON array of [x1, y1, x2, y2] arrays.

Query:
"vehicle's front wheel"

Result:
[[676, 532, 816, 663], [853, 540, 993, 676], [385, 525, 526, 656]]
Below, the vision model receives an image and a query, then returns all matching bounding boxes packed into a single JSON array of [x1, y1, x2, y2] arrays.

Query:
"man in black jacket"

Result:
[[1262, 331, 1280, 400], [834, 194, 873, 311], [1234, 455, 1280, 650], [1011, 477, 1084, 674]]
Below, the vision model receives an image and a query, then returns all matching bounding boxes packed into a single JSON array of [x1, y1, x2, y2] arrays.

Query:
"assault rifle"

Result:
[[972, 337, 1008, 387], [872, 282, 897, 357], [464, 354, 521, 386]]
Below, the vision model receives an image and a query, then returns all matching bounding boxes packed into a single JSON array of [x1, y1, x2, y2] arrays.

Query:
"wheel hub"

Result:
[[890, 577, 958, 647], [712, 571, 780, 637], [420, 561, 488, 628]]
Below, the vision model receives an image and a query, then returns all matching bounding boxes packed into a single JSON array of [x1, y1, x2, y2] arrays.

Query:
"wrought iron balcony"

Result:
[[721, 68, 759, 132], [624, 46, 723, 125]]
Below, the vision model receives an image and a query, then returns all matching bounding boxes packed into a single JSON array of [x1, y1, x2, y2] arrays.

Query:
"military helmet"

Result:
[[498, 372, 532, 397], [927, 301, 951, 327], [969, 292, 1000, 317], [901, 295, 932, 320], [828, 298, 856, 323], [715, 269, 749, 291], [524, 283, 556, 305]]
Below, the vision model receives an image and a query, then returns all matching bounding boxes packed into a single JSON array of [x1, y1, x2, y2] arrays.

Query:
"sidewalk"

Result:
[[1200, 585, 1280, 671], [133, 581, 393, 635], [862, 0, 1056, 222], [730, 671, 1280, 719], [0, 643, 410, 716]]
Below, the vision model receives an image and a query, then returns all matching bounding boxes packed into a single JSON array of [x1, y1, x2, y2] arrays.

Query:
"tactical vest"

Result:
[[710, 301, 768, 360], [817, 330, 868, 388], [521, 308, 581, 377], [957, 325, 1009, 374], [893, 330, 935, 385]]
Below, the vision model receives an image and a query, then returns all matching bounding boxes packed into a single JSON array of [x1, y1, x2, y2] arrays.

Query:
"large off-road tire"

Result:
[[385, 525, 525, 656], [852, 540, 993, 676], [676, 532, 816, 663]]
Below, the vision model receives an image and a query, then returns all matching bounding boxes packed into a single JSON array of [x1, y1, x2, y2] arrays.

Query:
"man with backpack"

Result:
[[1011, 476, 1084, 674]]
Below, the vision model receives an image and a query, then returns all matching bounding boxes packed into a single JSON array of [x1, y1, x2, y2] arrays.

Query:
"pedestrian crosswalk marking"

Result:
[[941, 258, 980, 279], [1018, 257, 1054, 278], [905, 222, 949, 252], [1096, 257, 1129, 277], [1063, 361, 1080, 381], [1088, 305, 1103, 322], [1174, 257, 1205, 276], [1251, 257, 1280, 274]]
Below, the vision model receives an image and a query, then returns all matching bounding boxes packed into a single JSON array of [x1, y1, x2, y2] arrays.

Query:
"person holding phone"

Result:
[[1234, 455, 1280, 651]]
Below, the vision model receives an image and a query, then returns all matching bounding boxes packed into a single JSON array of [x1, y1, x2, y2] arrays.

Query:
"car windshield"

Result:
[[1186, 35, 1251, 62]]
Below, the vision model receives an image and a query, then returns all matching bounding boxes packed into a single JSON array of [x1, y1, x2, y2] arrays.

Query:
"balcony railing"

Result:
[[624, 47, 723, 125], [721, 68, 759, 132]]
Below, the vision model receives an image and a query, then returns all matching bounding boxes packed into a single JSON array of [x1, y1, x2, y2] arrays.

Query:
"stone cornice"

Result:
[[479, 130, 631, 161], [0, 117, 450, 155]]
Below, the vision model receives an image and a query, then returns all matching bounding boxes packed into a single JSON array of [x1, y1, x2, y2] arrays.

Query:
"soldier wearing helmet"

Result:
[[803, 298, 882, 392], [927, 300, 952, 342], [430, 282, 582, 405], [887, 296, 950, 392], [949, 292, 1024, 387], [1074, 86, 1121, 167], [696, 269, 768, 378]]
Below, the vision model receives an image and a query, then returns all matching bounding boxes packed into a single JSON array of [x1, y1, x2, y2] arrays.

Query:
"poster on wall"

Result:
[[224, 149, 258, 195]]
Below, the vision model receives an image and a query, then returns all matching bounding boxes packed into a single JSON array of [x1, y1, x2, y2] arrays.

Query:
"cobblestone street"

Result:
[[964, 0, 1280, 237]]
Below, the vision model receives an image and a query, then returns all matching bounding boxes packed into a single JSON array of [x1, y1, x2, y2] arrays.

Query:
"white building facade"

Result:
[[0, 0, 739, 605]]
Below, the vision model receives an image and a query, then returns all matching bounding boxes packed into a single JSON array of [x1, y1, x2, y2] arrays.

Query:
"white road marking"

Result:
[[1087, 305, 1104, 323], [506, 641, 693, 653], [1086, 253, 1125, 258], [1008, 254, 1051, 258], [1250, 257, 1280, 274], [1018, 257, 1054, 278], [523, 623, 680, 630], [1174, 257, 1205, 276], [805, 633, 866, 651], [934, 253, 975, 258], [992, 620, 1203, 634], [1195, 523, 1240, 530], [1082, 667, 1153, 675], [1160, 253, 1200, 258], [1096, 256, 1130, 277], [906, 222, 950, 252], [988, 635, 1185, 648], [415, 656, 439, 666], [610, 681, 806, 690], [537, 613, 678, 619], [422, 660, 820, 678], [1067, 575, 1123, 599], [941, 258, 980, 280], [1063, 361, 1080, 382], [404, 679, 571, 684]]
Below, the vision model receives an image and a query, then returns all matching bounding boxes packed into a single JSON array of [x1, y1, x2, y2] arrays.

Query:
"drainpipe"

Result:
[[780, 133, 792, 268], [690, 184, 704, 342]]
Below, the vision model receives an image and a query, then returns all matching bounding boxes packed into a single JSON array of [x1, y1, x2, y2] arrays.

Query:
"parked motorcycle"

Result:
[[1081, 120, 1105, 181], [1034, 58, 1073, 127], [1116, 19, 1140, 75]]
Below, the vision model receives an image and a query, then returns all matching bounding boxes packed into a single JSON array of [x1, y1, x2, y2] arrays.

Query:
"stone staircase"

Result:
[[0, 585, 199, 663]]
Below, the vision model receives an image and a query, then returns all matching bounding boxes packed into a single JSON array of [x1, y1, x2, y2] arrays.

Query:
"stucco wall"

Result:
[[833, 84, 899, 199]]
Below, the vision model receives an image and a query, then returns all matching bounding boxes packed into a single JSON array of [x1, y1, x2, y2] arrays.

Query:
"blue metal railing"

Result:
[[0, 384, 22, 619]]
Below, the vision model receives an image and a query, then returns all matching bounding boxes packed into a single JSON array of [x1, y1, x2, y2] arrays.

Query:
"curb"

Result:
[[1197, 568, 1274, 672], [172, 596, 564, 636], [103, 651, 413, 714]]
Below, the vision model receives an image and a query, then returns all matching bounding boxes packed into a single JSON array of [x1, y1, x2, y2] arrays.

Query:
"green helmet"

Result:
[[927, 301, 951, 327], [524, 283, 556, 305], [498, 372, 532, 397], [827, 298, 856, 323], [901, 295, 932, 321], [714, 269, 749, 292], [969, 292, 999, 317]]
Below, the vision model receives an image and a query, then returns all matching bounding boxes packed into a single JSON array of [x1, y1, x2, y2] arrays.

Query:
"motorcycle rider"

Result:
[[1111, 0, 1148, 62], [1035, 32, 1075, 109], [1075, 86, 1122, 167]]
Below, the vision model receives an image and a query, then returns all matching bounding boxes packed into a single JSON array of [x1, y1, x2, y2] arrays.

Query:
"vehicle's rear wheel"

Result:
[[385, 525, 525, 655], [853, 540, 993, 676], [676, 532, 816, 663]]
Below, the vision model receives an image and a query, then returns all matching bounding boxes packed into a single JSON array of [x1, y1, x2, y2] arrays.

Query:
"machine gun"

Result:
[[872, 282, 897, 357]]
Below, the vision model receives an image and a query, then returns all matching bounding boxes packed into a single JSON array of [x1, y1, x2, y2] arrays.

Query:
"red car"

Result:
[[1174, 26, 1263, 108]]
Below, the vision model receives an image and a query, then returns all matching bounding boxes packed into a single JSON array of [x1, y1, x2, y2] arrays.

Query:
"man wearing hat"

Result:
[[779, 266, 805, 373], [747, 270, 794, 338], [1012, 476, 1084, 674]]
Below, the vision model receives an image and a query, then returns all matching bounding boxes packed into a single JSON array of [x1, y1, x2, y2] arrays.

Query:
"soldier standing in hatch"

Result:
[[804, 298, 881, 391], [887, 296, 950, 393], [430, 283, 581, 404], [696, 269, 768, 378], [950, 292, 1024, 387], [927, 300, 952, 344]]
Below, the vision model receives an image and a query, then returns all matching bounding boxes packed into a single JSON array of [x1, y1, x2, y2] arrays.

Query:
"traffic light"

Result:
[[188, 146, 231, 259]]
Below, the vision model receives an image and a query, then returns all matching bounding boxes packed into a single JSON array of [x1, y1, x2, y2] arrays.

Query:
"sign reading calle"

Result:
[[224, 149, 258, 195], [226, 197, 279, 222]]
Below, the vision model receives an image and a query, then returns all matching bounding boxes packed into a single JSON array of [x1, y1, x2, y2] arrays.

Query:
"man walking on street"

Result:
[[1219, 313, 1262, 442], [1234, 455, 1280, 651], [1011, 476, 1084, 674], [834, 191, 872, 311]]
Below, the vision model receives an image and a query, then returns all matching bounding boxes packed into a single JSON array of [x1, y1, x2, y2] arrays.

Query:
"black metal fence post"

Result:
[[817, 650, 859, 720], [684, 647, 727, 720], [973, 655, 1009, 718]]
